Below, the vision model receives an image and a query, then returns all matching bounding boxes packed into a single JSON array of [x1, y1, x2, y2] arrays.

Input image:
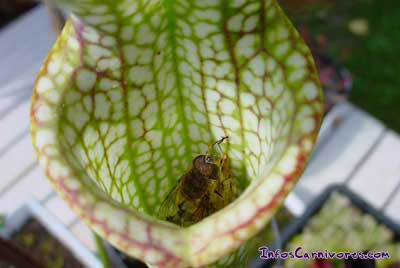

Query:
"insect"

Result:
[[158, 137, 238, 226]]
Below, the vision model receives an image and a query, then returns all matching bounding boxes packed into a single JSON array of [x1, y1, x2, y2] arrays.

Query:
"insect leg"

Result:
[[214, 189, 223, 198], [212, 136, 228, 153], [178, 202, 185, 216]]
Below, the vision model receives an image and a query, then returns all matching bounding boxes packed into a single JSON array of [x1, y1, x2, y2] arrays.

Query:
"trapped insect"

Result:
[[158, 137, 238, 226]]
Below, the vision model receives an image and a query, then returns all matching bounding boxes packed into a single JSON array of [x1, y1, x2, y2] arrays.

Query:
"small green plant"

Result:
[[279, 193, 400, 268]]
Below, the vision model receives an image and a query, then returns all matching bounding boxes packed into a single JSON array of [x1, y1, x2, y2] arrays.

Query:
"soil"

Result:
[[8, 217, 84, 268], [0, 262, 15, 268], [0, 0, 37, 29]]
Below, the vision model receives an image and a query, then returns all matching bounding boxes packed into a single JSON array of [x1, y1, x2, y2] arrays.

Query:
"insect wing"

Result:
[[158, 181, 182, 222], [190, 195, 212, 223]]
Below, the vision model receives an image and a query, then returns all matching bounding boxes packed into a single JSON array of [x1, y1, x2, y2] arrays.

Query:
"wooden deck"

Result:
[[0, 6, 96, 251], [0, 5, 398, 256], [292, 101, 400, 223]]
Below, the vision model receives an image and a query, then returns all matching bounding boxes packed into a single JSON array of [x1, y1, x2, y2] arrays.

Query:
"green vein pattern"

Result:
[[31, 0, 323, 267]]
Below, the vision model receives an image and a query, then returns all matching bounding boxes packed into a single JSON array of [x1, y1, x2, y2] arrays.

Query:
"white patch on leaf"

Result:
[[37, 76, 53, 93], [76, 68, 96, 92]]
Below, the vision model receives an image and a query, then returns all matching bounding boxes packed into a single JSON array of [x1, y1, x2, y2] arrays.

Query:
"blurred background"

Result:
[[0, 0, 399, 267], [281, 0, 400, 131]]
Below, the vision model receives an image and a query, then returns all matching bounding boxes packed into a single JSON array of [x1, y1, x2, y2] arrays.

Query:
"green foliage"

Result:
[[284, 0, 400, 133]]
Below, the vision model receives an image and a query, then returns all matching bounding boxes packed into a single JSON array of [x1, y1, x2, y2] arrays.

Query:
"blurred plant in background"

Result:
[[277, 193, 400, 268], [280, 0, 400, 133]]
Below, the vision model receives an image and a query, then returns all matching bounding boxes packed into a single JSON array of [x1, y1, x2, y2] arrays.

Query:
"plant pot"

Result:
[[0, 198, 102, 268], [257, 185, 400, 268]]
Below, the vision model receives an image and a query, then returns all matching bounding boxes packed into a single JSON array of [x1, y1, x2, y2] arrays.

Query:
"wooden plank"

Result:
[[0, 135, 37, 193], [70, 221, 97, 252], [44, 195, 78, 227], [385, 187, 400, 224], [295, 102, 385, 202], [284, 192, 306, 216], [0, 5, 54, 90], [0, 68, 36, 99], [0, 165, 53, 214], [0, 99, 30, 155], [0, 96, 28, 119], [349, 131, 400, 208]]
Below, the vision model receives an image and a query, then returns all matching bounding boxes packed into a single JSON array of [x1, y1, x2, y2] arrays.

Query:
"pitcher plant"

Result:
[[30, 0, 323, 267]]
